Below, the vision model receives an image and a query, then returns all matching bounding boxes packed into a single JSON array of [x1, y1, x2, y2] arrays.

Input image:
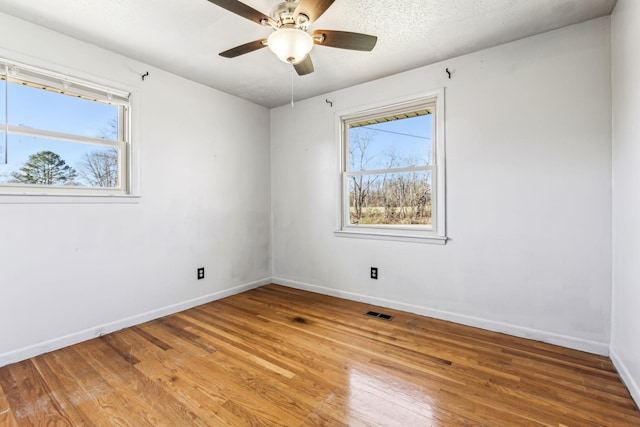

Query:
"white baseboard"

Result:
[[1, 276, 612, 369], [0, 278, 270, 368], [610, 347, 640, 408], [272, 277, 609, 356]]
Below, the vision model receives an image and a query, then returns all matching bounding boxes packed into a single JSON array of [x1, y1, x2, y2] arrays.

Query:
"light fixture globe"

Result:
[[267, 28, 313, 64]]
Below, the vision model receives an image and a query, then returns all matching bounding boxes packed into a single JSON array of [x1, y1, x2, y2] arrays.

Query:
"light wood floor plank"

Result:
[[0, 284, 638, 426], [0, 381, 19, 427]]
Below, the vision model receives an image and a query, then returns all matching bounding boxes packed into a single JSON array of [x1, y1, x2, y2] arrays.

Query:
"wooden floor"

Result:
[[0, 285, 638, 426]]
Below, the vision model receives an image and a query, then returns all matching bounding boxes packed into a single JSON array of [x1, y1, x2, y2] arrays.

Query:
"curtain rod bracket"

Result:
[[141, 71, 149, 81]]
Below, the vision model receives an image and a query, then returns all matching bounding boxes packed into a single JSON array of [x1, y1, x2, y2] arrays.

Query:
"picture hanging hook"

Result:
[[446, 68, 451, 79], [326, 99, 333, 107], [141, 71, 149, 81]]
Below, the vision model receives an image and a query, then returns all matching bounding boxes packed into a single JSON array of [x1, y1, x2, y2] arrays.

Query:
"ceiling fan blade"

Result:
[[294, 55, 314, 76], [219, 39, 267, 58], [206, 0, 270, 25], [294, 0, 335, 23], [313, 30, 378, 51]]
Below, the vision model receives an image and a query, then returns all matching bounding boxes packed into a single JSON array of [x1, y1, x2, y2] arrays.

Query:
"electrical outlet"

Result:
[[371, 267, 378, 280], [197, 267, 205, 280]]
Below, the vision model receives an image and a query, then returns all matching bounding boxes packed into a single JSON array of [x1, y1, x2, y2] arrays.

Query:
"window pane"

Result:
[[7, 81, 118, 140], [348, 170, 432, 227], [0, 133, 119, 188], [348, 114, 433, 171]]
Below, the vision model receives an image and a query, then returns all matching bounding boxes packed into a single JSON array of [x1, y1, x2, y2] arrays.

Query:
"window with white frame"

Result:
[[338, 90, 446, 243], [0, 59, 131, 195]]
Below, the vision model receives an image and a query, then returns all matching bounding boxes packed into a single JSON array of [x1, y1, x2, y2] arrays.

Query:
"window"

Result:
[[337, 90, 446, 243], [0, 59, 131, 196]]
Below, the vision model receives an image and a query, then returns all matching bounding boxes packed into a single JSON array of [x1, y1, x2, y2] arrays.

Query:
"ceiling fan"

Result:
[[207, 0, 378, 75]]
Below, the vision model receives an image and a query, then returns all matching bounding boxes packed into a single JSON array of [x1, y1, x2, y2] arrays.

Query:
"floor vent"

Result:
[[365, 310, 394, 321]]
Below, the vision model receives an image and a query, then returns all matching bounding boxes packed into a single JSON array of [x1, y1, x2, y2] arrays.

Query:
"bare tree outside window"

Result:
[[76, 119, 120, 188], [348, 130, 378, 222], [77, 148, 119, 187]]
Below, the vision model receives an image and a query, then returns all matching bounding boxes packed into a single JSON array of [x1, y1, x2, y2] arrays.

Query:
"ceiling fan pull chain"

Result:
[[291, 66, 295, 108]]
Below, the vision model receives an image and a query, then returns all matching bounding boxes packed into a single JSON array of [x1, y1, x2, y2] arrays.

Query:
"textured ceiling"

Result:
[[0, 0, 616, 108]]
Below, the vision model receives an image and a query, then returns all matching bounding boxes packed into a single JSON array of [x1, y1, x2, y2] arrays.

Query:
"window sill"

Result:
[[0, 193, 141, 204], [334, 230, 447, 245]]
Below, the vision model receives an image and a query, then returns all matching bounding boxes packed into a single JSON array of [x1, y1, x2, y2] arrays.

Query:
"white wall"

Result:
[[611, 0, 640, 406], [271, 18, 612, 354], [0, 13, 271, 366]]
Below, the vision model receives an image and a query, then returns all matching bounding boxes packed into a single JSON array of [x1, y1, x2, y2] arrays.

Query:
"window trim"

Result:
[[334, 88, 447, 244], [0, 57, 134, 198]]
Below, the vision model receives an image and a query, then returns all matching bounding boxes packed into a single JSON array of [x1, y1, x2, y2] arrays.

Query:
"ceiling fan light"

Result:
[[267, 28, 313, 64]]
